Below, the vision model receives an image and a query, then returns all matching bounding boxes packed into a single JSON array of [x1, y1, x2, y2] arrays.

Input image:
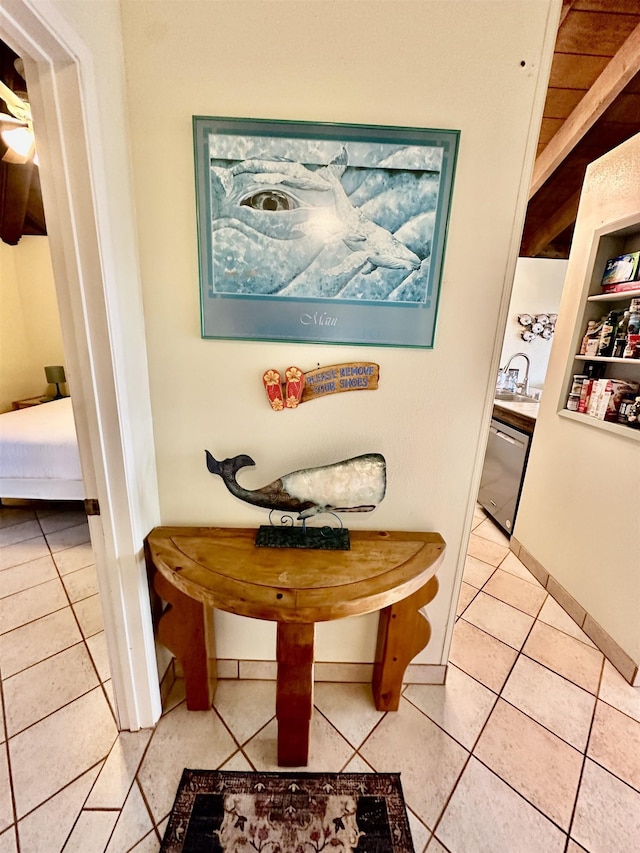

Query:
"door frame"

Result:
[[0, 0, 162, 729]]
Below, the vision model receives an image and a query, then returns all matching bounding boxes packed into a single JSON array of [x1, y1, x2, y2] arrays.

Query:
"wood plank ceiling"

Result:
[[0, 39, 45, 245], [1, 3, 640, 252], [521, 0, 640, 258]]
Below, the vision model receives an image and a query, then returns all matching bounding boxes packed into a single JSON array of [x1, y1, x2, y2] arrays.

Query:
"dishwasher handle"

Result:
[[489, 425, 526, 449]]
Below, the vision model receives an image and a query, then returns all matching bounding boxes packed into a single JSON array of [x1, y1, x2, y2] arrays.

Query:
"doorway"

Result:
[[0, 0, 161, 730], [476, 257, 568, 538]]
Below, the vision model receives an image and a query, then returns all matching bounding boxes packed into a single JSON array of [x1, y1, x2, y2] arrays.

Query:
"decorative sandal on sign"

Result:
[[284, 366, 305, 408], [263, 369, 284, 411]]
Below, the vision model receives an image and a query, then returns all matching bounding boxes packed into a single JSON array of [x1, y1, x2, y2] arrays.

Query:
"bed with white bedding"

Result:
[[0, 397, 85, 500]]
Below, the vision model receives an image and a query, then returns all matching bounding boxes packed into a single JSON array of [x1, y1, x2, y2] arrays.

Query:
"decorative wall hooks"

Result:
[[263, 362, 380, 410], [517, 313, 557, 342]]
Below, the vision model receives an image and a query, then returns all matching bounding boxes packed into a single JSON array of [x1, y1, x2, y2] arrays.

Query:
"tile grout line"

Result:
[[79, 694, 159, 851], [467, 751, 574, 839], [1, 636, 93, 683], [312, 702, 374, 757], [46, 521, 119, 730], [37, 509, 120, 730], [0, 599, 69, 640], [0, 676, 20, 849], [0, 506, 43, 851], [427, 602, 540, 845], [118, 721, 163, 846], [440, 617, 577, 846], [12, 758, 107, 841], [430, 594, 578, 846], [398, 686, 486, 850], [3, 503, 117, 851], [444, 627, 637, 792], [0, 512, 29, 853], [583, 753, 640, 797], [209, 700, 266, 760], [426, 736, 475, 845], [463, 581, 634, 842], [563, 654, 606, 851], [0, 522, 90, 573], [401, 550, 555, 844], [402, 686, 497, 754], [127, 777, 163, 851], [5, 680, 112, 741], [454, 608, 604, 700], [136, 692, 263, 833], [349, 704, 443, 845]]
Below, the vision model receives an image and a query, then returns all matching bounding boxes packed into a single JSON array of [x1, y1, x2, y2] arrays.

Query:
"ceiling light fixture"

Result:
[[0, 77, 36, 165], [1, 125, 34, 160]]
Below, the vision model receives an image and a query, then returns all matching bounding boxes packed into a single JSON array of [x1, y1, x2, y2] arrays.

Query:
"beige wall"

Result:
[[114, 0, 558, 665], [0, 237, 65, 412], [515, 134, 640, 667]]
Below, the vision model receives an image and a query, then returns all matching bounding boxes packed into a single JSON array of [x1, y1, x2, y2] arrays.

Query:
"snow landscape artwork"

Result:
[[194, 117, 458, 347]]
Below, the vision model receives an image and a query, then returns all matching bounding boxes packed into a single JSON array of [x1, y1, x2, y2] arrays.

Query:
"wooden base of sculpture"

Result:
[[147, 526, 445, 767]]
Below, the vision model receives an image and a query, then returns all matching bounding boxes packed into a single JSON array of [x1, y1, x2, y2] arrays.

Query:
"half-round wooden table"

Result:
[[146, 526, 445, 766]]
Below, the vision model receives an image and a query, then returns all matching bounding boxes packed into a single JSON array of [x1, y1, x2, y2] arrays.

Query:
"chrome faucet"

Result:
[[499, 352, 531, 396]]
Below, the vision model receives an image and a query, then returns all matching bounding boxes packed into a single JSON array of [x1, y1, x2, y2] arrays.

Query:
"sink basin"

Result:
[[495, 392, 538, 403]]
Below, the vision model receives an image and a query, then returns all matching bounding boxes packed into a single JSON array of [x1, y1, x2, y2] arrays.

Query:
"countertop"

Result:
[[493, 399, 539, 434]]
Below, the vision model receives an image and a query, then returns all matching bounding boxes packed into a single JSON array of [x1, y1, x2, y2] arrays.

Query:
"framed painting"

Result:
[[193, 116, 459, 348]]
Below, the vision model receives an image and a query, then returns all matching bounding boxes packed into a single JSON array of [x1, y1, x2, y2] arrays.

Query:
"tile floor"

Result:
[[1, 501, 639, 852]]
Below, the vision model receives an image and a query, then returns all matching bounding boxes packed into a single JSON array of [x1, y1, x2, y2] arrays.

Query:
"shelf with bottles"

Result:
[[564, 358, 640, 436], [577, 291, 640, 361], [563, 223, 640, 437]]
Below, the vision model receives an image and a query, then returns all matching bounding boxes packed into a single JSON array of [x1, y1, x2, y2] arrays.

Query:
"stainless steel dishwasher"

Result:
[[478, 418, 532, 535]]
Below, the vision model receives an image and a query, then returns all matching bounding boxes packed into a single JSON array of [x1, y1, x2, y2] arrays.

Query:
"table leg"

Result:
[[276, 622, 315, 766], [153, 569, 216, 710], [372, 575, 439, 711]]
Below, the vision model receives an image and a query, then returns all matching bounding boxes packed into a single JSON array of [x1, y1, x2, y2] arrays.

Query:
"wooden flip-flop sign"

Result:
[[263, 367, 305, 411], [262, 362, 380, 411]]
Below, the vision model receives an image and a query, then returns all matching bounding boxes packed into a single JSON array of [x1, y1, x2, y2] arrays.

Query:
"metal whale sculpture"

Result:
[[205, 451, 386, 519]]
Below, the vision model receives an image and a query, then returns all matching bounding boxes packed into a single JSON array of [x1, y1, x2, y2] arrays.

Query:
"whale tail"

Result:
[[205, 451, 256, 484], [205, 450, 223, 476]]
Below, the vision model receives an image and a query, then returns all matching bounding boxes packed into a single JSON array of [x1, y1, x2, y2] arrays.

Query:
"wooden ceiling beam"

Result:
[[530, 20, 640, 198], [521, 190, 581, 257], [559, 0, 577, 29]]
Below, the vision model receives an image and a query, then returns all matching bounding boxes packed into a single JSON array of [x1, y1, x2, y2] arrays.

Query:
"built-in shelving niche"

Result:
[[560, 221, 640, 442]]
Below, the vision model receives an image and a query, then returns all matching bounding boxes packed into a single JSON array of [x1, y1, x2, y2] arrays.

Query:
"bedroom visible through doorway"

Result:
[[0, 36, 112, 706], [1, 0, 166, 731]]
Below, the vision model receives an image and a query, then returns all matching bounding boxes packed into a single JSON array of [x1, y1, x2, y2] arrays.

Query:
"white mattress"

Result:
[[0, 397, 84, 498]]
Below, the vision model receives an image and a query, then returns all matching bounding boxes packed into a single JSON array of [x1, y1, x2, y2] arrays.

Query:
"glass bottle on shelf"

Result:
[[612, 311, 630, 358], [584, 316, 606, 357], [580, 320, 598, 355], [626, 397, 640, 429], [597, 310, 619, 357], [628, 298, 640, 336]]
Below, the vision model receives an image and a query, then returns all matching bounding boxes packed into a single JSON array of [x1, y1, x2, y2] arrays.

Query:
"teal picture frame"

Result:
[[193, 116, 459, 348]]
